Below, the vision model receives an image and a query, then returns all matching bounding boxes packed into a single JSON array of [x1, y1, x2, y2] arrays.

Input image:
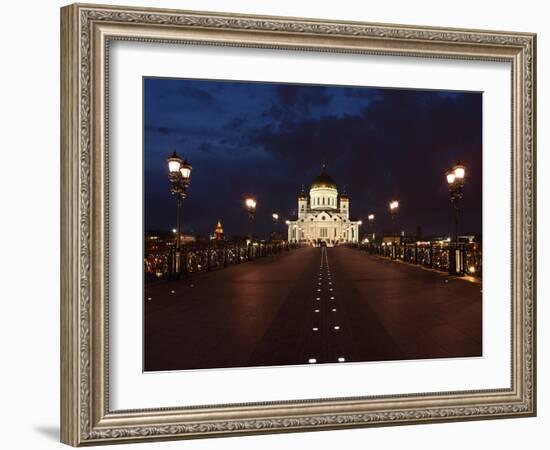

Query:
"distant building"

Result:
[[214, 220, 224, 241], [287, 166, 361, 246]]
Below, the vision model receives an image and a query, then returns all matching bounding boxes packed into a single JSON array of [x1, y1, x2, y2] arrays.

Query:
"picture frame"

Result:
[[60, 2, 536, 446]]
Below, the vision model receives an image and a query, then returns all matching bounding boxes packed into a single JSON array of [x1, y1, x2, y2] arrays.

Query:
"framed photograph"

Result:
[[60, 3, 536, 446]]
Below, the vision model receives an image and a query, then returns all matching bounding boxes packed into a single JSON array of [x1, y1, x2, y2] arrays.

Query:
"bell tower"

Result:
[[214, 220, 224, 240], [340, 185, 349, 218], [298, 185, 307, 218]]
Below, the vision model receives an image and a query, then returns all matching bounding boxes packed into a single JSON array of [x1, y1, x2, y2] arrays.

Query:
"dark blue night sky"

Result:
[[144, 78, 482, 240]]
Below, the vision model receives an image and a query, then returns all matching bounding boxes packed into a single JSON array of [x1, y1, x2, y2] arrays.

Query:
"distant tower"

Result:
[[214, 220, 224, 240], [340, 185, 349, 218], [298, 184, 308, 218]]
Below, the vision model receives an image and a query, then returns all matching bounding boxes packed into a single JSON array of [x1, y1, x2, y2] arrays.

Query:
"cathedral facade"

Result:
[[287, 167, 361, 246]]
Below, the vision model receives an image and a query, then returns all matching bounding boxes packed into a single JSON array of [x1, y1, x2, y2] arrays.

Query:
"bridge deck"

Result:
[[144, 246, 482, 371]]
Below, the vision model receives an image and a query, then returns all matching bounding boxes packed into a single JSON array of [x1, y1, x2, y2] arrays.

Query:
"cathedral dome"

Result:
[[311, 167, 336, 189]]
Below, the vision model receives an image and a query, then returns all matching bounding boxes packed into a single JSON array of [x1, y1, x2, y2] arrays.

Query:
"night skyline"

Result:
[[144, 77, 482, 240]]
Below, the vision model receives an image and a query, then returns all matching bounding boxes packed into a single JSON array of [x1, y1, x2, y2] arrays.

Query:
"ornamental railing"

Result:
[[145, 241, 299, 282], [349, 241, 482, 277]]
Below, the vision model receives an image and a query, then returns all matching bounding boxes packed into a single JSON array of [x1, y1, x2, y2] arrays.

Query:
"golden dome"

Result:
[[311, 166, 336, 189]]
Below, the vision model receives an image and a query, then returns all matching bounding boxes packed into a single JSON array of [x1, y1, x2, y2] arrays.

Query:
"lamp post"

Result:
[[389, 200, 399, 241], [271, 212, 279, 242], [285, 220, 291, 243], [167, 150, 192, 276], [368, 213, 375, 241], [446, 161, 466, 275], [389, 200, 399, 259], [245, 197, 257, 245]]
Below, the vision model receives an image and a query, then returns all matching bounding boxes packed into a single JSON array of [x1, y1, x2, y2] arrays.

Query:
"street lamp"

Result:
[[388, 200, 399, 259], [389, 200, 399, 216], [245, 197, 257, 244], [446, 161, 466, 274], [389, 200, 399, 241], [271, 212, 279, 242], [167, 150, 192, 275], [368, 213, 375, 241]]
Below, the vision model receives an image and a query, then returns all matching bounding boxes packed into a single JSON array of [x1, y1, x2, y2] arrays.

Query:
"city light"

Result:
[[454, 163, 466, 179], [245, 198, 257, 209], [469, 266, 476, 273], [272, 212, 279, 221], [389, 200, 399, 211], [167, 152, 182, 173], [180, 160, 192, 180], [368, 214, 375, 221]]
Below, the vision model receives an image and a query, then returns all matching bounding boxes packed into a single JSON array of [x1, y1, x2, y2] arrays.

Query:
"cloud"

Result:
[[176, 86, 216, 103], [224, 115, 247, 130]]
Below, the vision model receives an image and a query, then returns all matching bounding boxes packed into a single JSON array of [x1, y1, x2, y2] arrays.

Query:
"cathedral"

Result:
[[287, 166, 361, 246]]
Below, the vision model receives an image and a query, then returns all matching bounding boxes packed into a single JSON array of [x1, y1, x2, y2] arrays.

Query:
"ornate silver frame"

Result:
[[60, 3, 536, 446]]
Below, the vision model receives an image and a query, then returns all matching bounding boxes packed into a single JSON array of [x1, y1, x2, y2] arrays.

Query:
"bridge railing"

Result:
[[349, 241, 482, 277], [145, 241, 299, 282]]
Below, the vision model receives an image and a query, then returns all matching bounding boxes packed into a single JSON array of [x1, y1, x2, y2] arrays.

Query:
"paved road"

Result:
[[144, 246, 482, 371]]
